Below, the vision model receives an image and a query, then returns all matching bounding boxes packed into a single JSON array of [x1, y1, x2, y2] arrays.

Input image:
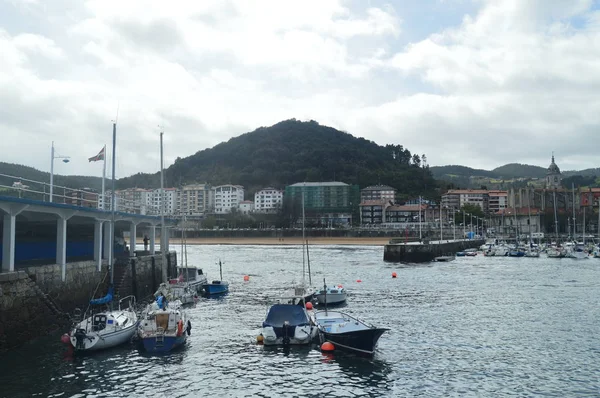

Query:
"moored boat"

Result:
[[315, 284, 346, 306], [202, 260, 229, 296], [138, 296, 191, 352], [311, 310, 388, 356], [69, 292, 138, 352], [260, 295, 317, 346]]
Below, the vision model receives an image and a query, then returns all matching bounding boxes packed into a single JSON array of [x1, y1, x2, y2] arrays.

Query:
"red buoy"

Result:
[[243, 275, 250, 282], [305, 302, 313, 310], [60, 333, 70, 344], [337, 284, 343, 288], [392, 272, 397, 278], [321, 342, 335, 352], [356, 279, 362, 283]]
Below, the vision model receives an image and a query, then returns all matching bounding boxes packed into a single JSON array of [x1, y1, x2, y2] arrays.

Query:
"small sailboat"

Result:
[[154, 216, 197, 304], [293, 187, 315, 302], [70, 291, 138, 351], [311, 280, 388, 356], [137, 130, 191, 353], [202, 259, 229, 296], [68, 122, 138, 352], [260, 295, 317, 346]]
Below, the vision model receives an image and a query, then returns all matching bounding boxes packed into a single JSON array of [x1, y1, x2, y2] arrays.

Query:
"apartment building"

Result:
[[178, 184, 211, 216], [254, 188, 283, 213], [360, 185, 396, 203], [214, 184, 245, 214]]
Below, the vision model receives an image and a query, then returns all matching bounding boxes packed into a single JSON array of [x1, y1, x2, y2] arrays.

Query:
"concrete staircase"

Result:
[[112, 258, 132, 302], [27, 275, 70, 320]]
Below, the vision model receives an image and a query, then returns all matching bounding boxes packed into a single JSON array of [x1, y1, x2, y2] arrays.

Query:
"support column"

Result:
[[149, 226, 156, 254], [94, 221, 103, 271], [129, 222, 137, 257], [103, 222, 111, 260], [164, 227, 170, 252], [57, 217, 67, 282], [2, 214, 16, 273]]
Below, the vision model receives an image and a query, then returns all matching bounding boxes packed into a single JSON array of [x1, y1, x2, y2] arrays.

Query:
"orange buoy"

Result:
[[243, 275, 250, 282], [392, 272, 397, 278], [321, 342, 335, 352], [356, 279, 362, 283], [305, 302, 313, 310], [256, 334, 264, 344]]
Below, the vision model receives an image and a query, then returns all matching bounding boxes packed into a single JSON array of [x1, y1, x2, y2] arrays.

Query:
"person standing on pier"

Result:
[[143, 235, 149, 251]]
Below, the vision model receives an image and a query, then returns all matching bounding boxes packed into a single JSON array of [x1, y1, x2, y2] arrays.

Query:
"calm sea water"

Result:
[[1, 245, 599, 397]]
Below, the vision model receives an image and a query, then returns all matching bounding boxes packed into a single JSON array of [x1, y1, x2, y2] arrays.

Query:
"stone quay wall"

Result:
[[0, 252, 177, 352], [384, 240, 485, 263]]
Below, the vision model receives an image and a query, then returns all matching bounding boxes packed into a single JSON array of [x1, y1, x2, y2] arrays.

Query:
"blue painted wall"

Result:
[[0, 241, 127, 263]]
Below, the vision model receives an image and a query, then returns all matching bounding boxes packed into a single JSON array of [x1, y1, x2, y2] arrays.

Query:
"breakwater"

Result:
[[384, 239, 485, 263], [0, 252, 176, 352]]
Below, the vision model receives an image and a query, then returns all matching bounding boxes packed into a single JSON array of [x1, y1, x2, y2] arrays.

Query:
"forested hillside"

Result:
[[118, 119, 439, 199]]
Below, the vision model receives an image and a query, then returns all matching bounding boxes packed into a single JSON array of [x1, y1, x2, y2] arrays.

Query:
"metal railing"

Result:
[[0, 173, 162, 215]]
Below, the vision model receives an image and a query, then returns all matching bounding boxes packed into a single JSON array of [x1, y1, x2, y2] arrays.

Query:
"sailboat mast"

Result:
[[306, 240, 312, 286], [553, 190, 559, 241], [572, 183, 576, 241], [527, 188, 532, 243], [583, 207, 586, 244], [184, 215, 188, 283], [109, 122, 116, 287], [160, 131, 167, 283], [301, 186, 306, 287]]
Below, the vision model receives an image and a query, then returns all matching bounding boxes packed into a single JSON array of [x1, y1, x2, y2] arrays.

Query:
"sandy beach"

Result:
[[136, 237, 392, 246]]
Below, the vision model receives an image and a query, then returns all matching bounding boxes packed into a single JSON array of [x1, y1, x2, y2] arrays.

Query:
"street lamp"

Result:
[[50, 141, 70, 203]]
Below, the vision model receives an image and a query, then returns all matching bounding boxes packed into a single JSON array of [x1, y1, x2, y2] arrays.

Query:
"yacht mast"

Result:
[[301, 185, 306, 287], [109, 122, 116, 309], [160, 131, 167, 283]]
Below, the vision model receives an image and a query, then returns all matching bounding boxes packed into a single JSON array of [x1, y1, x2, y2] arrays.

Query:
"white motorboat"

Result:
[[260, 295, 317, 346], [70, 293, 138, 352], [177, 266, 208, 294], [315, 284, 347, 306]]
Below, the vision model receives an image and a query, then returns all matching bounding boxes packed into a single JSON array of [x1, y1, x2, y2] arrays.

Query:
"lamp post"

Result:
[[50, 141, 70, 203]]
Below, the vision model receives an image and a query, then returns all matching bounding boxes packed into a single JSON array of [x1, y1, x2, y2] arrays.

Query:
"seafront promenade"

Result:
[[138, 236, 393, 246]]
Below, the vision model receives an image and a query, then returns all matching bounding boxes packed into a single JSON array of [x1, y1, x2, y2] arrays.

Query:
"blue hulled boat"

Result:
[[138, 296, 191, 353], [202, 260, 229, 296]]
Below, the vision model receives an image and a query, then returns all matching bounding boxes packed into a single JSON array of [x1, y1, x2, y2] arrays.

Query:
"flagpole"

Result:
[[102, 145, 106, 210]]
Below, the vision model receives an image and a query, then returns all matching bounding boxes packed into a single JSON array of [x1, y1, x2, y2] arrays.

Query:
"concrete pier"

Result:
[[384, 239, 485, 263]]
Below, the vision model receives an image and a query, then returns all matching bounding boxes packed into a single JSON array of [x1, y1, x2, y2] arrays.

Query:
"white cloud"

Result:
[[0, 0, 599, 185]]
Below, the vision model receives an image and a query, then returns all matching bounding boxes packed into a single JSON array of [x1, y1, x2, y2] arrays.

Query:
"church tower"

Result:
[[545, 154, 561, 189]]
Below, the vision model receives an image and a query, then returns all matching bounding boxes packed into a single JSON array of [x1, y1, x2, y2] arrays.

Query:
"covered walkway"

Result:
[[0, 195, 174, 281]]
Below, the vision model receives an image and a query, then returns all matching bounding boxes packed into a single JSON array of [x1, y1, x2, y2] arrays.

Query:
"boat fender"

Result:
[[186, 320, 192, 336], [177, 320, 184, 337]]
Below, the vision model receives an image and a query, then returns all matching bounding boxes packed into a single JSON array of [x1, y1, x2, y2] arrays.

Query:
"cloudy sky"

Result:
[[2, 0, 600, 179]]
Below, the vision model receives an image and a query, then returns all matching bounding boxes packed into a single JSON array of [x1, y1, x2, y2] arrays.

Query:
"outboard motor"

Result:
[[283, 321, 290, 345], [74, 328, 87, 350], [186, 320, 192, 336]]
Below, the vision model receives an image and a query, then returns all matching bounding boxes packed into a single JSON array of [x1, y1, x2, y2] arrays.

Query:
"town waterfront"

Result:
[[0, 245, 598, 397]]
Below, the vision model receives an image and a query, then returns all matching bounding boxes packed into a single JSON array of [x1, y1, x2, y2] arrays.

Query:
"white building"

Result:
[[254, 187, 283, 213], [178, 184, 212, 215], [239, 200, 254, 214], [213, 185, 244, 213], [146, 188, 178, 215]]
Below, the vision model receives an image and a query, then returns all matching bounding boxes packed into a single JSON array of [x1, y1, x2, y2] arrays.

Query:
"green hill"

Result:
[[120, 119, 438, 199], [491, 163, 547, 179]]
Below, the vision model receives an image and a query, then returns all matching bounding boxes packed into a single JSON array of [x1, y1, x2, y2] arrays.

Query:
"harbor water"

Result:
[[0, 245, 599, 397]]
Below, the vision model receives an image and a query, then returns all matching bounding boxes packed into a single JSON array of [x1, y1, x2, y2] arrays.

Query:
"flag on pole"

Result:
[[88, 147, 105, 162]]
